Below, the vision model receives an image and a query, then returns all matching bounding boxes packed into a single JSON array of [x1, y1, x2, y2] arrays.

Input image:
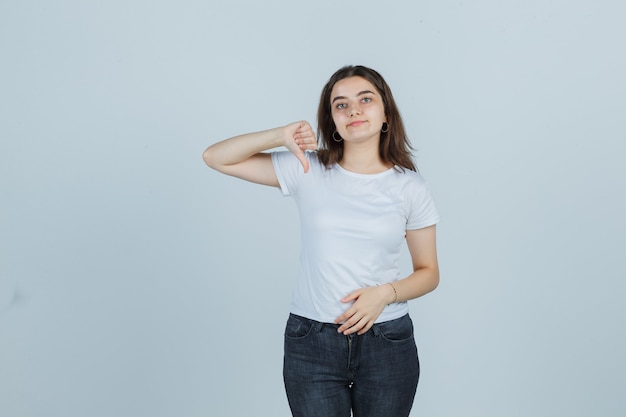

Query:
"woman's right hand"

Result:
[[203, 120, 317, 186], [281, 121, 317, 173]]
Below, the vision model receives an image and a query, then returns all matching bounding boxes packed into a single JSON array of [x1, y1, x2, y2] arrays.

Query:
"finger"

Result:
[[296, 120, 312, 131], [295, 126, 315, 141], [295, 126, 312, 136], [296, 137, 318, 150], [299, 143, 318, 151], [334, 308, 353, 325], [293, 130, 313, 140], [334, 297, 359, 324], [357, 320, 374, 335], [340, 290, 361, 303], [343, 316, 369, 335], [294, 127, 315, 141], [337, 311, 362, 333]]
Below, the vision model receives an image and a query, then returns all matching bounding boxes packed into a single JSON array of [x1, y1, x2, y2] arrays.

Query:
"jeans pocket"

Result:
[[377, 314, 414, 342], [284, 314, 314, 340]]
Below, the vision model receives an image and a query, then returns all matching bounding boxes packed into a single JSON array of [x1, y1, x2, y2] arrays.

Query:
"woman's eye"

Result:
[[336, 103, 347, 109], [361, 97, 372, 103]]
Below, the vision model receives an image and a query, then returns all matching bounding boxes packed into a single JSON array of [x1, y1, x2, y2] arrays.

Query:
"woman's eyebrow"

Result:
[[331, 90, 376, 104]]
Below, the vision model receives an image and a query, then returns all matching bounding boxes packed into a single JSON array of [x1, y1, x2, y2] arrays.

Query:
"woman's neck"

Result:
[[339, 142, 392, 174]]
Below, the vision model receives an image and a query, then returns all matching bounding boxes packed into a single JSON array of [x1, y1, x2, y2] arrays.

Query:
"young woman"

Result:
[[203, 65, 440, 417]]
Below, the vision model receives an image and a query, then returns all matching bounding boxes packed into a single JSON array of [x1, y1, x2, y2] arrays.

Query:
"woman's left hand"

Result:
[[335, 285, 395, 335]]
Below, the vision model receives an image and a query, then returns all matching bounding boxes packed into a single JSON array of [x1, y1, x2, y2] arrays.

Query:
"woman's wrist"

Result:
[[384, 282, 398, 304], [387, 282, 398, 304]]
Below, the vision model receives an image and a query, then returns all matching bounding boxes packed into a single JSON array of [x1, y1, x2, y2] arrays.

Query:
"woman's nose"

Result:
[[349, 103, 361, 117]]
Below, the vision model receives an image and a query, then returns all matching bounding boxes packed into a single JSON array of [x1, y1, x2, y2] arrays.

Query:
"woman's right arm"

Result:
[[202, 121, 317, 187]]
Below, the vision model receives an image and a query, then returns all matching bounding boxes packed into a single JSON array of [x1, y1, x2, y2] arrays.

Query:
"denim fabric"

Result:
[[283, 313, 419, 417]]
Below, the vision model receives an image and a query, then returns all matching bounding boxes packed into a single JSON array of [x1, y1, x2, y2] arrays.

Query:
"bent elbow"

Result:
[[421, 265, 440, 294], [202, 146, 219, 170], [431, 270, 440, 292]]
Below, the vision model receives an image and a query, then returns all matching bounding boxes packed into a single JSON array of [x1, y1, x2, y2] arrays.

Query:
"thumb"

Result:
[[298, 153, 310, 173], [292, 147, 309, 173]]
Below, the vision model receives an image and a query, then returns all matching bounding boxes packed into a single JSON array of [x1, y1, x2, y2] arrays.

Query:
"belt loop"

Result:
[[313, 320, 324, 333], [371, 322, 382, 336]]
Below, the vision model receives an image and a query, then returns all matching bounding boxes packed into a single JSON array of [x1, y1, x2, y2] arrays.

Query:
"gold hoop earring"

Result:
[[381, 122, 389, 133], [332, 131, 343, 142]]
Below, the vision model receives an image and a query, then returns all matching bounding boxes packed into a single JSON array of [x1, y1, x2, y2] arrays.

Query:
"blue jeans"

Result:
[[283, 313, 420, 417]]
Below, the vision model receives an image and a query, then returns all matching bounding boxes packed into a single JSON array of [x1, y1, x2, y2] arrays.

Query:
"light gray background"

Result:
[[1, 1, 625, 416]]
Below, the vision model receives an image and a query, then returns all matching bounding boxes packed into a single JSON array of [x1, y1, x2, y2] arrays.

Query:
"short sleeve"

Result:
[[406, 175, 441, 230], [271, 151, 307, 196]]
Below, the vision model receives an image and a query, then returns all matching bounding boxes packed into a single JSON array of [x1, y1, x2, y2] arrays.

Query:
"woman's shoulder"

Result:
[[394, 166, 426, 182], [392, 168, 434, 198]]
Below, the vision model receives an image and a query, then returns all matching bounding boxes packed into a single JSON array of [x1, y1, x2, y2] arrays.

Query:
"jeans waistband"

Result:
[[289, 313, 407, 337]]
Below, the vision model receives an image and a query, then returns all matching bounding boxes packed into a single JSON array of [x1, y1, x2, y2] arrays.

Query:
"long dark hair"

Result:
[[317, 65, 416, 171]]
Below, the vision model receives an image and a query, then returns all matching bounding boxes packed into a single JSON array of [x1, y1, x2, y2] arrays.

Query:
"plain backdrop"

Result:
[[1, 1, 625, 416]]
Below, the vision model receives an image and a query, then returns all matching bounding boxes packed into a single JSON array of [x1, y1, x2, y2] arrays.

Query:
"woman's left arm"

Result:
[[391, 225, 440, 302], [335, 225, 439, 335]]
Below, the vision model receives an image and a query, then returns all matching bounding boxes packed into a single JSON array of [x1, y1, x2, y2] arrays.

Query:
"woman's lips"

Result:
[[348, 120, 366, 127]]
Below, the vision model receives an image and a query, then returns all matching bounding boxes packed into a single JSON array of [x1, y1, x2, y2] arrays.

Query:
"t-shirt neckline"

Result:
[[333, 163, 397, 179]]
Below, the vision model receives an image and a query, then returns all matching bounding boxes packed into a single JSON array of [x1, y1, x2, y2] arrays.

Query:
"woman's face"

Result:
[[330, 76, 386, 145]]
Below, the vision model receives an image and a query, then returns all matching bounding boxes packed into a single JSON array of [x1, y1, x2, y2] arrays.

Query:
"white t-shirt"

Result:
[[271, 151, 440, 323]]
